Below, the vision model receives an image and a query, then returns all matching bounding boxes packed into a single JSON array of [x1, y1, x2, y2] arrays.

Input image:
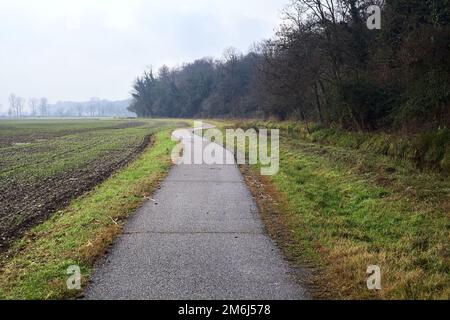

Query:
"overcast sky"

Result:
[[0, 0, 288, 112]]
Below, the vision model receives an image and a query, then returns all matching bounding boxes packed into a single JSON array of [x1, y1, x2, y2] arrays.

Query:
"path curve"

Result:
[[85, 123, 309, 300]]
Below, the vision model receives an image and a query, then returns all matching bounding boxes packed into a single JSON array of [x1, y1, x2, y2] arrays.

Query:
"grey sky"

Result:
[[0, 0, 288, 113]]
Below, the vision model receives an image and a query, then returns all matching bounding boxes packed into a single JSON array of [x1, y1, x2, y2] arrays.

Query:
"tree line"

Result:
[[129, 0, 450, 132], [5, 95, 132, 118], [7, 94, 48, 117]]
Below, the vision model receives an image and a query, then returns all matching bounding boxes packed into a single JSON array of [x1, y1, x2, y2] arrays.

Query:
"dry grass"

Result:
[[220, 120, 450, 300]]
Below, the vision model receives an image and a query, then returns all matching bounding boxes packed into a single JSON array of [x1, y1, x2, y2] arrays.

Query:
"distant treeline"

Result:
[[129, 0, 450, 132], [4, 96, 133, 118], [47, 99, 133, 118]]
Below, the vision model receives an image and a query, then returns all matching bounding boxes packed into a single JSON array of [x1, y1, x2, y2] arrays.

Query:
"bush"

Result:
[[440, 148, 450, 174]]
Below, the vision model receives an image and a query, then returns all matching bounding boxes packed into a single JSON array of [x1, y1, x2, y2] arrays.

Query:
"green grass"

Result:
[[0, 129, 178, 299], [217, 120, 450, 299], [274, 140, 450, 299]]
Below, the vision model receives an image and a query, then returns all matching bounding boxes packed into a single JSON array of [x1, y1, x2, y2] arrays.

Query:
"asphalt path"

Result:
[[85, 124, 309, 300]]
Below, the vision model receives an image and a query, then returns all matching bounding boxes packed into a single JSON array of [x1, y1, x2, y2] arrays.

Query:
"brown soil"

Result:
[[0, 134, 154, 251], [0, 121, 146, 147]]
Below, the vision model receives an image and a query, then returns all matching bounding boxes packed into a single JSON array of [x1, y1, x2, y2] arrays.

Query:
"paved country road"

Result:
[[85, 124, 309, 300]]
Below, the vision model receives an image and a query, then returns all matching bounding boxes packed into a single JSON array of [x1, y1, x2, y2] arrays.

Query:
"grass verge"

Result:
[[216, 120, 450, 300], [0, 129, 176, 300], [229, 120, 450, 175]]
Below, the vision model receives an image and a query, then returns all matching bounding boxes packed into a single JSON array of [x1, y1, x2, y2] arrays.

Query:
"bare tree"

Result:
[[17, 97, 24, 117], [39, 97, 48, 117], [9, 94, 18, 117], [28, 98, 39, 117], [9, 94, 24, 117], [89, 97, 100, 117], [75, 104, 84, 117], [88, 104, 95, 117]]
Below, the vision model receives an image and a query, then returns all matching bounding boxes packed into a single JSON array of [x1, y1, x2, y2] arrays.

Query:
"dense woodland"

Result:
[[129, 0, 450, 132]]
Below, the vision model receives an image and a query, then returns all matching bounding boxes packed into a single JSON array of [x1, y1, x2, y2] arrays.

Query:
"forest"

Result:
[[128, 0, 450, 132]]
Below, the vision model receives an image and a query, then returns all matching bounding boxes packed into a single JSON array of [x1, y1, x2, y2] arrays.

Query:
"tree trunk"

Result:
[[314, 82, 325, 125]]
